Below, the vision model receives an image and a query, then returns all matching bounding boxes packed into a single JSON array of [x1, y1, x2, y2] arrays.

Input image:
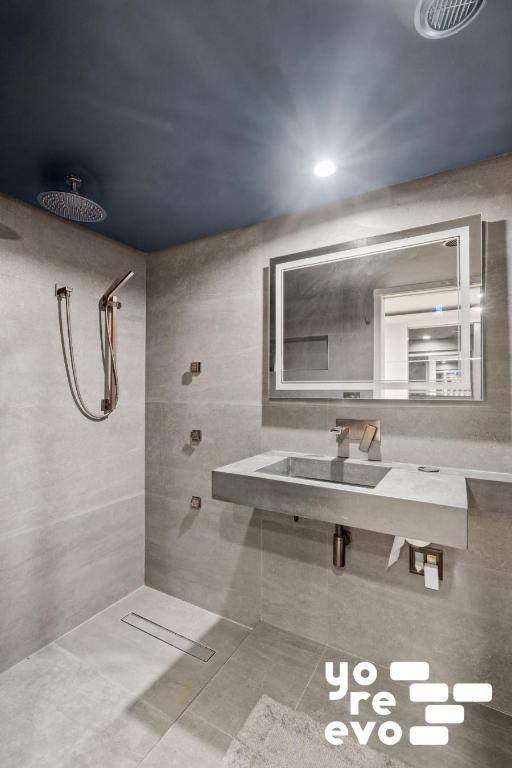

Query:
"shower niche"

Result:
[[269, 215, 483, 401]]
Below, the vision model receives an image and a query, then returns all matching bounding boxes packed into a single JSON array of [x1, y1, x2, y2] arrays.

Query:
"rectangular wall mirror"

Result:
[[269, 215, 483, 401]]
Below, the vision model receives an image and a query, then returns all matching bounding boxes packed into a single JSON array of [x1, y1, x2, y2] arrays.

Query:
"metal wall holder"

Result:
[[409, 545, 444, 580]]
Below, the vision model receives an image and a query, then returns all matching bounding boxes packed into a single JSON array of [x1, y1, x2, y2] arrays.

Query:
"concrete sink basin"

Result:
[[257, 456, 390, 489]]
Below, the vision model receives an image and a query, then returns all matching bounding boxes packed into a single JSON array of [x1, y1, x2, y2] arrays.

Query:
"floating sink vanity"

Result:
[[212, 451, 469, 549], [211, 214, 505, 577]]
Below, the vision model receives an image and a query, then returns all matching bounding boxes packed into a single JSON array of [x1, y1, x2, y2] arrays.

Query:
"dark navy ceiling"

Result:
[[1, 0, 512, 251]]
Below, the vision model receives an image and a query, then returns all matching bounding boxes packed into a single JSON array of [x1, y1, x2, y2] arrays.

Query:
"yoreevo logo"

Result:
[[324, 661, 492, 747]]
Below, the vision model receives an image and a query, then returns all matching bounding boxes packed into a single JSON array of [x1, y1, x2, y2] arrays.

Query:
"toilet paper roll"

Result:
[[387, 536, 430, 569]]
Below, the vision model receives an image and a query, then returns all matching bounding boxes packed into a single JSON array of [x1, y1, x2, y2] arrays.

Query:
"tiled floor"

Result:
[[0, 586, 511, 768]]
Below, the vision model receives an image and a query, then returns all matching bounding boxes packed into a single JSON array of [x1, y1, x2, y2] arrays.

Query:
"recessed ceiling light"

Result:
[[314, 160, 337, 178]]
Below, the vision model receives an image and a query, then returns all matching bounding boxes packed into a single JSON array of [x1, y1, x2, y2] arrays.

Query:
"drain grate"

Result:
[[121, 612, 216, 662]]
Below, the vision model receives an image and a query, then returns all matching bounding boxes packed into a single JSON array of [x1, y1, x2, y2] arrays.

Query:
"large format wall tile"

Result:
[[146, 401, 261, 486], [261, 514, 330, 644], [146, 493, 261, 626], [0, 195, 146, 670], [0, 494, 144, 673], [145, 223, 264, 627]]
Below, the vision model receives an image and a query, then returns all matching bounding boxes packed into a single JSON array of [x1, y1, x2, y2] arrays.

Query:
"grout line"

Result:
[[51, 642, 170, 724], [137, 636, 252, 766], [295, 644, 326, 712], [156, 625, 257, 742], [1, 490, 145, 542], [54, 585, 147, 644], [182, 709, 235, 741], [140, 585, 254, 632], [259, 515, 263, 623], [146, 397, 263, 407], [0, 584, 145, 684]]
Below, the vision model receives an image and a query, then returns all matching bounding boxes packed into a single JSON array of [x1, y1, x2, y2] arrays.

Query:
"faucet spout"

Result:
[[330, 426, 350, 459]]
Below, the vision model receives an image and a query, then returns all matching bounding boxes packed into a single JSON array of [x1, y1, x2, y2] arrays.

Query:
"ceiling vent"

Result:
[[415, 0, 486, 39]]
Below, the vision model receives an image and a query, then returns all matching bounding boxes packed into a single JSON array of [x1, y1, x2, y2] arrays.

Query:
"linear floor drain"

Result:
[[121, 612, 215, 662]]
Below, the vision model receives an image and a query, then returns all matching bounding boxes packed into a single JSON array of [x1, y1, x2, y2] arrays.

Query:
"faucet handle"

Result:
[[333, 418, 382, 461], [359, 423, 378, 453]]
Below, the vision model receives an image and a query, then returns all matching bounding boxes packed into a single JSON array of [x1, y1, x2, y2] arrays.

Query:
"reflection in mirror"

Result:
[[270, 216, 483, 401]]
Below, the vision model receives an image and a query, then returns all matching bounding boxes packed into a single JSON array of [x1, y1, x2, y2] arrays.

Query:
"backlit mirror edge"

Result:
[[268, 214, 484, 403]]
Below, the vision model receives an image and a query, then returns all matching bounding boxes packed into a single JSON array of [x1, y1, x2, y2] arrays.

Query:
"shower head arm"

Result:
[[66, 174, 82, 194], [101, 271, 134, 305]]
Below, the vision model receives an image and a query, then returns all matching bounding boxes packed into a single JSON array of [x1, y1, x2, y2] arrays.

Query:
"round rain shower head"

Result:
[[415, 0, 486, 39], [37, 175, 107, 223]]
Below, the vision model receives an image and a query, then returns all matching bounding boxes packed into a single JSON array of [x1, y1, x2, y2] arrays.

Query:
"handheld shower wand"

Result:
[[57, 271, 134, 420], [101, 271, 134, 412]]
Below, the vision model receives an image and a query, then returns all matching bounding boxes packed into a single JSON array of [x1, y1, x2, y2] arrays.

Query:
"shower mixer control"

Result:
[[190, 429, 202, 444]]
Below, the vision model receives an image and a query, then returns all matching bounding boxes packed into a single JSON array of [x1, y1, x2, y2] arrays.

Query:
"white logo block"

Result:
[[410, 683, 449, 702], [453, 683, 492, 702], [426, 705, 465, 724], [409, 726, 449, 745], [390, 662, 429, 681]]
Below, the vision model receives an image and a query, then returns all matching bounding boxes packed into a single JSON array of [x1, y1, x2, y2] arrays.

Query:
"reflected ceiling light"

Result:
[[422, 335, 431, 340], [313, 160, 337, 178]]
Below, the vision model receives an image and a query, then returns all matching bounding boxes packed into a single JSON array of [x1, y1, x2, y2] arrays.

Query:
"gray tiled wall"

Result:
[[146, 154, 512, 715], [0, 193, 146, 672]]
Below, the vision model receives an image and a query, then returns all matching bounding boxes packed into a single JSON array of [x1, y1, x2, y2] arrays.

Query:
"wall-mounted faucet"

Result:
[[330, 419, 382, 461], [330, 425, 351, 458]]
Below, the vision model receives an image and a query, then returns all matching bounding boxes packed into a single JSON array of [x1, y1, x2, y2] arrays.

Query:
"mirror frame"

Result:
[[269, 215, 483, 401]]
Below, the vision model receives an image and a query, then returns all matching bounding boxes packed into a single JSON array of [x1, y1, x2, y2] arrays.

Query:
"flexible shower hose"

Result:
[[62, 290, 119, 420]]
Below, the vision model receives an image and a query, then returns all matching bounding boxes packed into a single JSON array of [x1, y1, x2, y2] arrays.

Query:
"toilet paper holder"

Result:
[[409, 545, 443, 580]]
